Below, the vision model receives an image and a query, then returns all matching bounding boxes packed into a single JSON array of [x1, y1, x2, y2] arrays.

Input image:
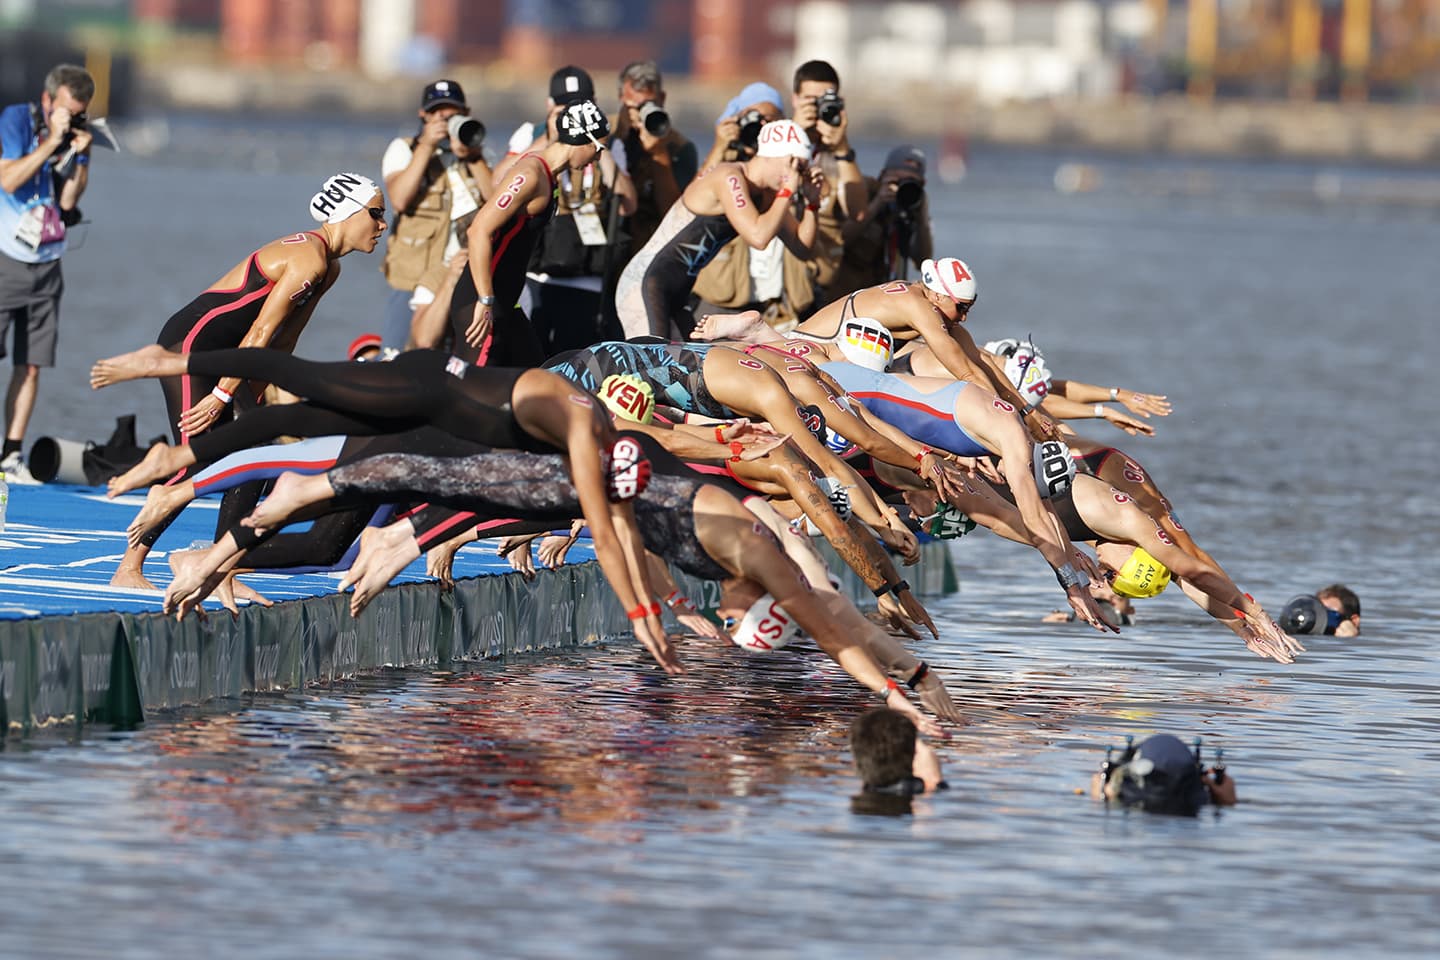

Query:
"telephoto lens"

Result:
[[894, 180, 924, 213], [638, 101, 670, 137], [447, 114, 486, 151]]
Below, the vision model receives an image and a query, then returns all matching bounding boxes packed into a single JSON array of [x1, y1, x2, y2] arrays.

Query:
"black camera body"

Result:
[[731, 108, 765, 154], [816, 89, 844, 127]]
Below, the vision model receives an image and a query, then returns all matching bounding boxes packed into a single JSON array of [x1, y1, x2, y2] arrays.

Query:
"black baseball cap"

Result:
[[550, 66, 595, 105], [884, 145, 927, 178], [421, 79, 466, 111]]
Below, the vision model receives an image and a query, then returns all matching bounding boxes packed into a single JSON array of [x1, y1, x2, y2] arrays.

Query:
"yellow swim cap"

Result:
[[1111, 547, 1172, 598], [599, 374, 655, 424]]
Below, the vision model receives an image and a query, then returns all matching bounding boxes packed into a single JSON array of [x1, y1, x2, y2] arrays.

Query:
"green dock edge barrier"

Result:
[[0, 542, 957, 733]]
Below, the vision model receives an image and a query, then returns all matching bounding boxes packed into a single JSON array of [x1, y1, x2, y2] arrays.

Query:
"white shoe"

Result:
[[1, 451, 41, 485]]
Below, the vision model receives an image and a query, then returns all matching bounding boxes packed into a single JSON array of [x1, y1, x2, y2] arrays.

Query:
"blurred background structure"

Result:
[[3, 0, 1440, 160]]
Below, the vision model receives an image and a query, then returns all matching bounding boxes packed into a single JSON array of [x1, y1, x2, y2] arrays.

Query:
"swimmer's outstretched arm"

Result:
[[1051, 379, 1171, 419], [1038, 393, 1156, 437]]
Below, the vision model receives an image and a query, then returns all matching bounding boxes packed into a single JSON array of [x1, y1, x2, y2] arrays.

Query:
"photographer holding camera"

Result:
[[0, 64, 95, 481], [378, 79, 491, 353], [611, 61, 697, 253], [700, 82, 784, 174], [790, 60, 867, 297], [825, 145, 934, 300]]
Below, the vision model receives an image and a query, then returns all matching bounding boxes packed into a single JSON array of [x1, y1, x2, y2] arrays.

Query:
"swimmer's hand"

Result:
[[880, 588, 939, 642], [1103, 408, 1156, 438], [1239, 618, 1304, 665], [465, 303, 493, 348], [632, 616, 684, 676], [178, 394, 227, 436], [877, 523, 922, 566], [1117, 390, 1172, 419], [876, 592, 923, 643], [1023, 408, 1061, 443], [674, 610, 727, 643], [1067, 586, 1120, 633], [886, 688, 942, 737], [911, 668, 961, 724]]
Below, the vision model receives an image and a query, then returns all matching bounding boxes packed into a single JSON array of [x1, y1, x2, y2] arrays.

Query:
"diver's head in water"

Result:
[[1094, 542, 1172, 599], [1094, 734, 1234, 816]]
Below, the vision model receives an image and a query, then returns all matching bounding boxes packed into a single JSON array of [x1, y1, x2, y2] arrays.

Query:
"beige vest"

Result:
[[382, 149, 482, 292]]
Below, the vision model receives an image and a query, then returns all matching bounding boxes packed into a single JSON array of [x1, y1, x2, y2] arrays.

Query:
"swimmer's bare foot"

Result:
[[229, 575, 273, 609], [341, 525, 420, 616], [164, 548, 224, 617], [691, 309, 767, 343], [127, 481, 193, 548], [110, 555, 158, 591], [90, 343, 184, 389], [243, 470, 331, 533], [109, 443, 193, 498]]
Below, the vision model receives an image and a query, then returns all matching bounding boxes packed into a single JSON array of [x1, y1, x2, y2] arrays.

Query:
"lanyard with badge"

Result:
[[567, 164, 607, 246], [14, 105, 66, 251]]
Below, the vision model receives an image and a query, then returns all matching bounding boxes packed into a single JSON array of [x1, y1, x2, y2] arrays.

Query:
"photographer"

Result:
[[0, 64, 94, 482], [691, 82, 817, 330], [378, 79, 490, 353], [790, 60, 867, 297], [825, 145, 934, 300], [611, 61, 697, 253], [496, 66, 636, 355], [699, 82, 784, 174]]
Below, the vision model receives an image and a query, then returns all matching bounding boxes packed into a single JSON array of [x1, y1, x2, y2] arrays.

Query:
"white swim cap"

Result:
[[755, 119, 813, 161], [983, 338, 1020, 357], [1005, 342, 1051, 411], [730, 593, 801, 652], [919, 257, 978, 304], [310, 172, 380, 224], [1031, 440, 1076, 500], [835, 317, 894, 372]]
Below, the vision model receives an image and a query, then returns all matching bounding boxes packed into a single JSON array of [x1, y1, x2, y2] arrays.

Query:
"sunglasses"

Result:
[[366, 206, 386, 223]]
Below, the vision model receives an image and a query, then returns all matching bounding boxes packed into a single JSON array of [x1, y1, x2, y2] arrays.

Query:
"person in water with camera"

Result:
[[378, 79, 491, 353]]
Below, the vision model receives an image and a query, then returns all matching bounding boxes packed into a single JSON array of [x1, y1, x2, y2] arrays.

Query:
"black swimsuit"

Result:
[[448, 155, 558, 366]]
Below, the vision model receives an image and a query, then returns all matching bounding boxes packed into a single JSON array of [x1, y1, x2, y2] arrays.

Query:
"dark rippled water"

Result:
[[2, 115, 1435, 957]]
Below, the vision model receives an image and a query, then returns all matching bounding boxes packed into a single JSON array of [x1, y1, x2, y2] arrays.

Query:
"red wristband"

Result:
[[714, 425, 726, 443], [626, 604, 648, 621], [649, 601, 662, 616], [885, 678, 901, 693], [775, 188, 794, 199], [806, 202, 819, 213], [729, 441, 744, 462]]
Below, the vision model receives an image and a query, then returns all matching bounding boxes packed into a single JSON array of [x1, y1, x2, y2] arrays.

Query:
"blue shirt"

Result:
[[0, 102, 66, 263]]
